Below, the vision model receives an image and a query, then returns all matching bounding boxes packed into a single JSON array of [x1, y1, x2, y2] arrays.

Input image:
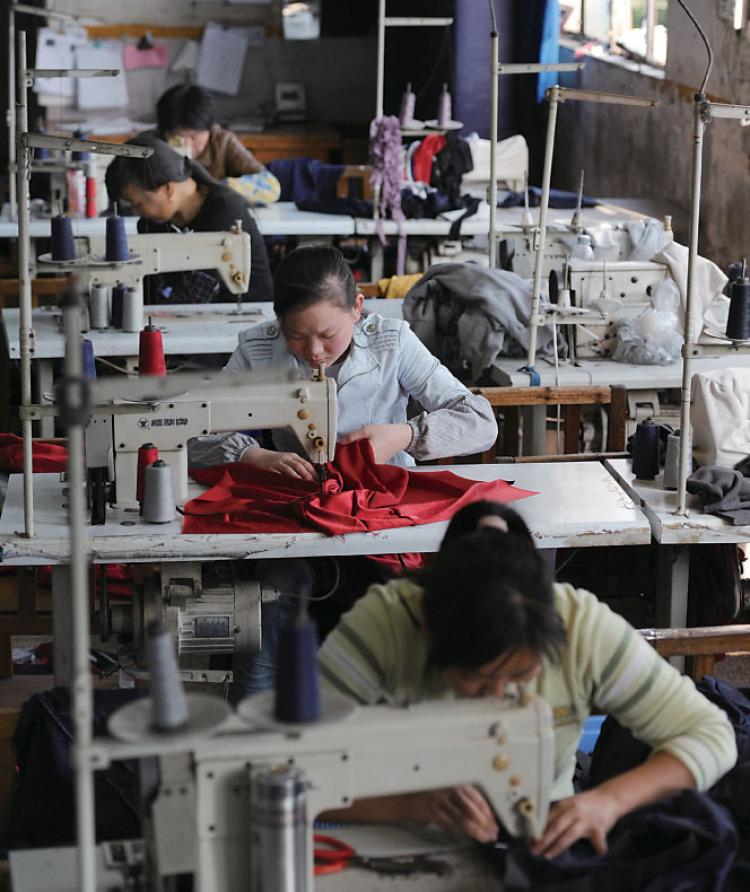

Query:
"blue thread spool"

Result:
[[633, 418, 660, 480], [726, 262, 750, 341], [50, 215, 76, 261], [105, 213, 129, 262], [82, 339, 96, 379], [275, 602, 321, 723], [71, 129, 89, 162], [111, 284, 126, 329]]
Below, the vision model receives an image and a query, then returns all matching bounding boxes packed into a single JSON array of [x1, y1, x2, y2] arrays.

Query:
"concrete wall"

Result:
[[553, 1, 750, 267]]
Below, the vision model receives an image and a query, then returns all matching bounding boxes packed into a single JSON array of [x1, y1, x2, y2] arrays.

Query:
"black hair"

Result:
[[105, 132, 217, 203], [273, 245, 358, 318], [442, 500, 535, 546], [156, 84, 216, 135], [422, 506, 566, 671]]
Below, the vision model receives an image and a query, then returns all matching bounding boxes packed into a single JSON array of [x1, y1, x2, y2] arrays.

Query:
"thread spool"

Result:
[[250, 766, 308, 892], [663, 431, 681, 490], [142, 460, 176, 524], [111, 284, 126, 329], [437, 83, 452, 127], [139, 323, 167, 376], [89, 285, 110, 329], [50, 215, 76, 261], [146, 622, 189, 732], [121, 286, 143, 332], [82, 339, 96, 380], [726, 261, 750, 340], [558, 288, 572, 309], [136, 443, 159, 510], [399, 82, 416, 127], [105, 211, 129, 262], [632, 418, 660, 481], [85, 161, 97, 219], [275, 605, 321, 723], [71, 129, 89, 162]]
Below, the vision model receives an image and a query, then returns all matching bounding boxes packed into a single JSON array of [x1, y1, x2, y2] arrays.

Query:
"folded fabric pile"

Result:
[[687, 466, 750, 526]]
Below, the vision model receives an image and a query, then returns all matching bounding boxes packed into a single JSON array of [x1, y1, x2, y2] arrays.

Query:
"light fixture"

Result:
[[734, 0, 746, 31]]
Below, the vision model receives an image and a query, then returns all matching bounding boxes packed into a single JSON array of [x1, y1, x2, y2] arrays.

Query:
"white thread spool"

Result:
[[146, 622, 189, 732], [89, 285, 110, 329], [663, 431, 681, 490], [399, 82, 416, 127], [142, 460, 177, 523], [558, 288, 572, 309], [437, 84, 452, 127], [121, 285, 144, 332]]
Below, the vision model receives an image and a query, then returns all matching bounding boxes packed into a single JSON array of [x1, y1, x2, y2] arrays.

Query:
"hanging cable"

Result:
[[675, 0, 713, 95]]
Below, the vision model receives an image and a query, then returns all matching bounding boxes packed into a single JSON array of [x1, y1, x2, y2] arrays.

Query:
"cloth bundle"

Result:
[[184, 440, 534, 571], [687, 466, 750, 526]]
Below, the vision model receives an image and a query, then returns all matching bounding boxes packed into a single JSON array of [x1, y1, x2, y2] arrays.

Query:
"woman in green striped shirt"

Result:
[[318, 502, 737, 859]]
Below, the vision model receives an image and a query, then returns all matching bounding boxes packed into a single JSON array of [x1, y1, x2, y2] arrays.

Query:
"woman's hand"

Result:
[[240, 446, 317, 482], [401, 786, 499, 843], [339, 423, 413, 464], [530, 789, 621, 860]]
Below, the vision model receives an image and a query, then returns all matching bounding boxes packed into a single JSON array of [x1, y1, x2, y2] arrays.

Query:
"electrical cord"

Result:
[[675, 0, 713, 95]]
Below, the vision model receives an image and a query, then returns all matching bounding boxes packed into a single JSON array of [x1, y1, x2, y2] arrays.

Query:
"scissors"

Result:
[[313, 834, 450, 877]]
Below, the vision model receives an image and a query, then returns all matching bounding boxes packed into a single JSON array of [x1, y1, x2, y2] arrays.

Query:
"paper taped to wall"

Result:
[[75, 42, 129, 110], [196, 22, 249, 96]]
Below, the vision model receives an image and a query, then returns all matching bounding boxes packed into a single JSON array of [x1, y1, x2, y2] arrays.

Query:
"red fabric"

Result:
[[184, 441, 535, 569], [0, 434, 68, 473], [412, 134, 447, 184]]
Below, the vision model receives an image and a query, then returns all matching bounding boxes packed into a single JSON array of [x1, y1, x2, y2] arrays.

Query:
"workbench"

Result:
[[605, 458, 750, 629]]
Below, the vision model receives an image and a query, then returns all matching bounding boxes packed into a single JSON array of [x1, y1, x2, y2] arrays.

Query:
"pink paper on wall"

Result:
[[123, 43, 168, 70]]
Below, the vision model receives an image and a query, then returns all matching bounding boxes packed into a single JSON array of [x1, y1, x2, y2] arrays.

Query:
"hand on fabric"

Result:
[[530, 789, 621, 860], [239, 446, 317, 482], [402, 786, 499, 843], [338, 423, 413, 464]]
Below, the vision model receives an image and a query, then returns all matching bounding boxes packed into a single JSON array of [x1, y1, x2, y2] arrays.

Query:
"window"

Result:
[[561, 0, 668, 67]]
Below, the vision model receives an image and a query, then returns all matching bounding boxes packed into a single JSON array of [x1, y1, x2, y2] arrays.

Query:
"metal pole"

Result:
[[8, 8, 17, 220], [675, 96, 705, 516], [62, 293, 97, 892], [527, 85, 560, 367], [376, 0, 386, 119], [16, 31, 35, 537], [488, 28, 499, 267]]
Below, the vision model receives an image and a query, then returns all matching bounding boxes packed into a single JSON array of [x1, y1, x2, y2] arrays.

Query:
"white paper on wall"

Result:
[[75, 42, 129, 110], [33, 27, 89, 104], [196, 22, 249, 96]]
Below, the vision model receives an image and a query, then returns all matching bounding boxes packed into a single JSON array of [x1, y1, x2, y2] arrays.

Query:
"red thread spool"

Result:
[[139, 325, 167, 376], [85, 175, 97, 219], [136, 443, 159, 508]]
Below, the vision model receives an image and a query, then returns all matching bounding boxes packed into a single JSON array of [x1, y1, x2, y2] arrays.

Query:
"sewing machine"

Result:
[[77, 694, 552, 891], [79, 364, 337, 524], [36, 226, 252, 308]]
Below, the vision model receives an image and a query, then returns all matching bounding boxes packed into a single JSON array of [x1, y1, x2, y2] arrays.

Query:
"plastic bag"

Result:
[[612, 278, 683, 365]]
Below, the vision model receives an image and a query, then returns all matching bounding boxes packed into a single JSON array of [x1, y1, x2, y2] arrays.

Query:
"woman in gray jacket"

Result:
[[191, 245, 498, 700], [191, 244, 498, 472]]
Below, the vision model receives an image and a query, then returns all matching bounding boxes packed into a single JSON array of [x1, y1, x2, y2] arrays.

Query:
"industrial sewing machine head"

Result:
[[84, 365, 337, 524], [104, 693, 554, 891]]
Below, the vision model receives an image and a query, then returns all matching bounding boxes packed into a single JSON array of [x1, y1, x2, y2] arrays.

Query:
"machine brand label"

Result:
[[137, 417, 189, 430]]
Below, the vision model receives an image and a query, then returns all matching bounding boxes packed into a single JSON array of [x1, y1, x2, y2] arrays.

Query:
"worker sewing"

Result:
[[190, 243, 497, 473], [188, 244, 498, 698], [155, 84, 280, 205], [318, 501, 737, 859], [105, 133, 273, 302]]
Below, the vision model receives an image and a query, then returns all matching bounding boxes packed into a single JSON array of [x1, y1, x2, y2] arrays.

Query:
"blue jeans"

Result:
[[229, 559, 308, 705]]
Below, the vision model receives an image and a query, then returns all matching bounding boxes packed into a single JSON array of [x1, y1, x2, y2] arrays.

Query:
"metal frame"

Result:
[[675, 95, 750, 515]]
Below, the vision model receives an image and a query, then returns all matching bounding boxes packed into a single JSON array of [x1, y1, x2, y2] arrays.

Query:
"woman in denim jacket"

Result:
[[190, 244, 497, 472]]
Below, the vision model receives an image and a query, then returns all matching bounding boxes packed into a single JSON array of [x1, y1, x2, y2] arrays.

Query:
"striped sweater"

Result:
[[319, 579, 737, 800]]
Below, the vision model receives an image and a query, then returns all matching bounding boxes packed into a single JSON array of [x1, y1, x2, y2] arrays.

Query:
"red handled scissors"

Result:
[[313, 834, 356, 875], [313, 833, 450, 877]]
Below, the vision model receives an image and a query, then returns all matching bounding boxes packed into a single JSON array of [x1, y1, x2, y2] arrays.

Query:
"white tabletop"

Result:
[[606, 458, 750, 545], [492, 353, 750, 390], [0, 202, 356, 239], [0, 461, 650, 565], [1, 300, 404, 361]]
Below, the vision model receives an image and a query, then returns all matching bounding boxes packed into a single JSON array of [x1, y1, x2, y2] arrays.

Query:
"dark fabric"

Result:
[[7, 688, 144, 847], [184, 440, 534, 572], [688, 544, 743, 626], [266, 158, 345, 204], [500, 186, 598, 210], [431, 134, 474, 207], [500, 791, 738, 891], [0, 434, 67, 472], [687, 466, 750, 525], [296, 197, 372, 217], [138, 180, 272, 303]]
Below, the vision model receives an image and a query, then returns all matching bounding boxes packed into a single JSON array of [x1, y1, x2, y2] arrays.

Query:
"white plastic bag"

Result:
[[612, 278, 683, 365]]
